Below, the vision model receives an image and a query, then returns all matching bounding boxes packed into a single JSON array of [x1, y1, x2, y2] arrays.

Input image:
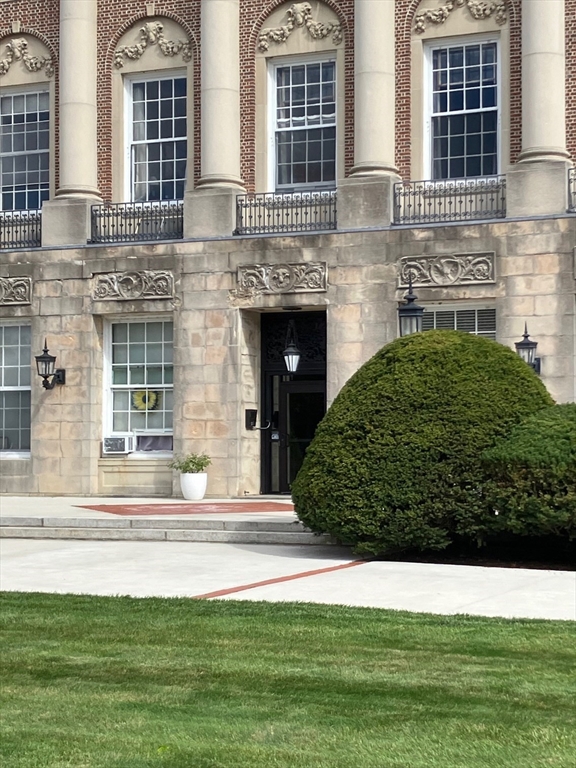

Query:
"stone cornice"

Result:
[[414, 0, 507, 34], [258, 2, 342, 53], [114, 21, 192, 69], [0, 37, 54, 78]]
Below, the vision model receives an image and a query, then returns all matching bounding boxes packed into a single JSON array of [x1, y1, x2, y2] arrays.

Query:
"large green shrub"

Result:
[[481, 404, 576, 539], [292, 331, 553, 556]]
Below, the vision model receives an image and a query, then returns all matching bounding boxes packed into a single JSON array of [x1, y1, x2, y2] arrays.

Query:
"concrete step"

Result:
[[0, 517, 333, 545], [0, 516, 306, 532]]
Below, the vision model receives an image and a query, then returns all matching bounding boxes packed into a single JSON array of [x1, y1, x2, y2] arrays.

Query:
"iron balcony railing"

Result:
[[234, 190, 337, 235], [0, 209, 42, 249], [90, 201, 184, 243], [569, 168, 576, 213], [393, 176, 506, 225]]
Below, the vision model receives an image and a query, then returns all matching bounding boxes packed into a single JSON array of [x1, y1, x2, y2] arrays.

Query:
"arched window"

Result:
[[111, 18, 194, 203], [0, 34, 54, 211], [255, 1, 345, 193]]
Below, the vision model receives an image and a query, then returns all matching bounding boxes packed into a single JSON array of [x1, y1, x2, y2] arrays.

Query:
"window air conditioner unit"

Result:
[[102, 435, 134, 455]]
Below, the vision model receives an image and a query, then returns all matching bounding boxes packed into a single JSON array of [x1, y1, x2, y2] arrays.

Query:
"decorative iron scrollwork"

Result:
[[262, 312, 326, 368], [0, 277, 32, 305], [92, 270, 174, 300], [237, 263, 327, 295], [399, 253, 496, 287]]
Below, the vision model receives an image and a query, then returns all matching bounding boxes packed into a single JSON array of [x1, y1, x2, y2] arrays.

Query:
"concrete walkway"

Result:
[[1, 496, 575, 621]]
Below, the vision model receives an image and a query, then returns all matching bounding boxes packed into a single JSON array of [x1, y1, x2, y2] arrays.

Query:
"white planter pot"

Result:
[[180, 472, 208, 501]]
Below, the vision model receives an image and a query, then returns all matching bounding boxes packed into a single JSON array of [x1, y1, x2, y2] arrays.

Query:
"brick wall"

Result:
[[0, 0, 60, 188], [567, 0, 576, 160], [1, 0, 574, 201]]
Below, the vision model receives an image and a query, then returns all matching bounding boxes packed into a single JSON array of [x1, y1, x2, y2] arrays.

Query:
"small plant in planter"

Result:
[[168, 453, 212, 500]]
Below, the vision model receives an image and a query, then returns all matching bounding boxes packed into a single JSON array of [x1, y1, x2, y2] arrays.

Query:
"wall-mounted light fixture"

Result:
[[35, 340, 66, 389], [398, 275, 424, 336], [514, 324, 541, 374], [282, 318, 301, 374], [245, 409, 270, 431]]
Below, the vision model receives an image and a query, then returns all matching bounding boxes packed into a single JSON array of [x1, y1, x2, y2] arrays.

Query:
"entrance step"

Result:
[[0, 516, 334, 545]]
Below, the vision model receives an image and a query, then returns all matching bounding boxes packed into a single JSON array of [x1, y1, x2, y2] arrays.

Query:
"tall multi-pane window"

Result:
[[129, 76, 186, 202], [108, 320, 173, 451], [0, 324, 31, 452], [0, 90, 49, 210], [422, 307, 496, 339], [273, 59, 336, 190], [429, 40, 498, 180]]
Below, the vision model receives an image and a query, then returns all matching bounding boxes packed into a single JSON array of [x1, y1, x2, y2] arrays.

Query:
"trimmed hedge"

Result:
[[292, 331, 553, 556], [481, 404, 576, 539]]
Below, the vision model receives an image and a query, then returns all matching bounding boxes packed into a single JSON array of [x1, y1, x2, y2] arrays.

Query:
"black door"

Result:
[[278, 380, 325, 492], [261, 312, 326, 494]]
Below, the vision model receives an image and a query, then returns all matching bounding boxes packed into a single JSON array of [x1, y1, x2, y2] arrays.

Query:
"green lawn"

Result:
[[1, 593, 575, 768]]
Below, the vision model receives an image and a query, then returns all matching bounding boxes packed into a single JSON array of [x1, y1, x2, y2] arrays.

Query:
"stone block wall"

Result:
[[1, 213, 574, 496]]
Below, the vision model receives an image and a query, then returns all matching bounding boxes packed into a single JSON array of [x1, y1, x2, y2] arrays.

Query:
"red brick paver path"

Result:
[[77, 502, 295, 516]]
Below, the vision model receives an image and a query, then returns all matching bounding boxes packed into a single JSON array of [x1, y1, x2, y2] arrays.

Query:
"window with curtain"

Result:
[[273, 59, 336, 191], [129, 75, 187, 202], [0, 89, 49, 211], [428, 40, 498, 180], [107, 319, 173, 451]]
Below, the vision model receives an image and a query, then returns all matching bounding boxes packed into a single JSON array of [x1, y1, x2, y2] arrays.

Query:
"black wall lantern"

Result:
[[282, 319, 301, 374], [35, 340, 66, 389], [398, 275, 425, 336], [515, 324, 541, 374]]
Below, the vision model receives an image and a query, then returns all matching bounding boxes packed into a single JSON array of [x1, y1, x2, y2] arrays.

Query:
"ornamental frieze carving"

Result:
[[0, 38, 54, 78], [93, 270, 174, 301], [114, 21, 192, 69], [235, 262, 327, 295], [258, 3, 343, 53], [399, 253, 495, 287], [0, 276, 32, 305], [414, 0, 507, 34]]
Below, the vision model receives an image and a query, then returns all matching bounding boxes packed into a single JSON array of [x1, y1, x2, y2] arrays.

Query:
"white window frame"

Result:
[[103, 317, 174, 458], [123, 70, 187, 204], [421, 303, 497, 339], [267, 53, 337, 193], [423, 35, 501, 183], [0, 320, 31, 459], [0, 84, 50, 211]]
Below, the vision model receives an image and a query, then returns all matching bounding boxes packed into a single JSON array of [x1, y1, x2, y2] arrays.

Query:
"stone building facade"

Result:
[[0, 0, 574, 497]]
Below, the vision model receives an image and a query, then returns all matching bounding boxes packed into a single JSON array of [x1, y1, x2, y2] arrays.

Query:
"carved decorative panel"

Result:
[[114, 21, 192, 68], [93, 271, 174, 300], [236, 263, 327, 295], [0, 38, 54, 78], [414, 0, 507, 34], [258, 3, 342, 52], [399, 253, 495, 287], [0, 276, 32, 305]]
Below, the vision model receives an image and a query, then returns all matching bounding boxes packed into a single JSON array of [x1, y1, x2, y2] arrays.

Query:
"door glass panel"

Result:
[[286, 390, 325, 487]]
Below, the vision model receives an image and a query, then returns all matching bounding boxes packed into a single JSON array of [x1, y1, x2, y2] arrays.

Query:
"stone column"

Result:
[[42, 0, 101, 245], [508, 0, 571, 216], [184, 0, 244, 237], [338, 0, 399, 229]]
